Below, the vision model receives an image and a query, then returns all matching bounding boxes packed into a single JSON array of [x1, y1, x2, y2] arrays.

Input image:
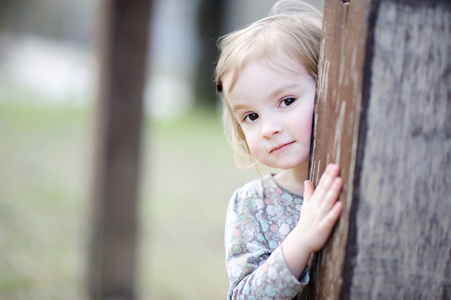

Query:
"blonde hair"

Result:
[[215, 0, 323, 169]]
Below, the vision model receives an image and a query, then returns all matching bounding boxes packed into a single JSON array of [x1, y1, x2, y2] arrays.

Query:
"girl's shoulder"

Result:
[[231, 173, 288, 210], [228, 174, 271, 218], [235, 173, 273, 199], [235, 173, 300, 198], [228, 173, 303, 218]]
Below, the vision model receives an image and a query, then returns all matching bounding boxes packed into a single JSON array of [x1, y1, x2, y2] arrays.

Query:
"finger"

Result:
[[321, 201, 343, 231], [315, 164, 331, 187], [317, 164, 337, 189], [324, 177, 343, 207], [315, 164, 340, 201], [321, 177, 343, 214], [303, 180, 314, 202]]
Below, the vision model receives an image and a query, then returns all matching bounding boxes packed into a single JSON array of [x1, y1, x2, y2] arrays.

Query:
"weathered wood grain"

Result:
[[346, 0, 451, 298], [302, 0, 370, 298], [304, 0, 451, 298]]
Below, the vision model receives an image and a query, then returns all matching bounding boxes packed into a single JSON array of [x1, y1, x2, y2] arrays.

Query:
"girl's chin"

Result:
[[258, 151, 310, 170], [266, 161, 307, 171]]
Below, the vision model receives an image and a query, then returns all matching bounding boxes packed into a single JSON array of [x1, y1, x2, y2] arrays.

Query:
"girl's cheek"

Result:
[[246, 137, 261, 157]]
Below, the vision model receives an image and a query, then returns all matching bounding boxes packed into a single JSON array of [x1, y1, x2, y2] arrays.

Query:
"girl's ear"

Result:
[[216, 80, 223, 93]]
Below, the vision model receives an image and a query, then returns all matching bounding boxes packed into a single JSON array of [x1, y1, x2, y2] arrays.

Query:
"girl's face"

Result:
[[226, 58, 316, 170]]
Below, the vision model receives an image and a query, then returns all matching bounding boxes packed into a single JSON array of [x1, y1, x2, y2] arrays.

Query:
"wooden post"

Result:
[[195, 0, 227, 107], [88, 1, 152, 299], [303, 0, 451, 298]]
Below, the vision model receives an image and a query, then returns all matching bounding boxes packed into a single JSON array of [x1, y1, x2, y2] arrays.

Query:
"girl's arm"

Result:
[[283, 164, 344, 278], [225, 164, 342, 299]]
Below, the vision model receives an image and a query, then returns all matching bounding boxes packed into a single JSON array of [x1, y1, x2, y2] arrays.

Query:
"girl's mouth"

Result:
[[270, 141, 295, 153]]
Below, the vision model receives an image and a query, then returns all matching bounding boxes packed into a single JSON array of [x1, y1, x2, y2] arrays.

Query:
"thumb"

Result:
[[303, 180, 314, 202]]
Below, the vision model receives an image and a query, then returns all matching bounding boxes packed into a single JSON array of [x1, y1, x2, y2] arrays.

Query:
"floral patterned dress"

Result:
[[225, 173, 309, 300]]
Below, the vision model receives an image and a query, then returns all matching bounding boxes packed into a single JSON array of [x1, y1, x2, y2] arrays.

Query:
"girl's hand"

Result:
[[296, 164, 343, 253]]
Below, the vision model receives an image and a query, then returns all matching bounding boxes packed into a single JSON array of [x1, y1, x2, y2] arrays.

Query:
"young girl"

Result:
[[215, 1, 343, 299]]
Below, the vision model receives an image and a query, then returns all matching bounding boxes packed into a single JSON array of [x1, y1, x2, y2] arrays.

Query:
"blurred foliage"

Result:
[[194, 0, 227, 107], [0, 85, 255, 299], [0, 0, 97, 45], [0, 1, 277, 298], [139, 104, 257, 299], [0, 88, 90, 299]]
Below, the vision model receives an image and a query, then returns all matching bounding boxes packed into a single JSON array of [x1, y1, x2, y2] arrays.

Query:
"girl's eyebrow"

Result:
[[269, 82, 299, 99], [232, 103, 248, 113]]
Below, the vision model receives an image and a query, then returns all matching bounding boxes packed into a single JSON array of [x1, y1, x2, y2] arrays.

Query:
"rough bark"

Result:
[[303, 0, 370, 298], [304, 0, 451, 298], [346, 1, 451, 298]]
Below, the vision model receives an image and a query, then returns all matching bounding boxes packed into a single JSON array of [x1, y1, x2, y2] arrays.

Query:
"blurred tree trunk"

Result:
[[88, 1, 152, 299], [195, 0, 227, 108], [302, 0, 451, 299]]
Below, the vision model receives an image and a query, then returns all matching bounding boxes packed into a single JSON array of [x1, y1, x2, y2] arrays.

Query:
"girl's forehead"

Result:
[[225, 54, 306, 94], [260, 56, 306, 75]]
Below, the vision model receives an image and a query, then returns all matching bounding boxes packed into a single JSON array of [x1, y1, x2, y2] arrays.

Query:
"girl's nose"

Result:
[[261, 117, 283, 139]]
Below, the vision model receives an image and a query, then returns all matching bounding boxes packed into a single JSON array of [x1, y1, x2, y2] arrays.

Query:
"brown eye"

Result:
[[281, 98, 296, 107], [244, 113, 259, 122]]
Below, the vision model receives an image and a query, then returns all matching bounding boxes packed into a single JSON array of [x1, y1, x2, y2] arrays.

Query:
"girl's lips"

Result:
[[270, 141, 295, 153]]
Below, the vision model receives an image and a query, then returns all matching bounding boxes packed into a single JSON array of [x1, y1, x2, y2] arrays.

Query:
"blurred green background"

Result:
[[0, 85, 257, 299], [0, 0, 322, 299]]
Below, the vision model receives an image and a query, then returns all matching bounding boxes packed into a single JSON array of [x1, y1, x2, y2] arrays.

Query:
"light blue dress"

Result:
[[225, 173, 309, 300]]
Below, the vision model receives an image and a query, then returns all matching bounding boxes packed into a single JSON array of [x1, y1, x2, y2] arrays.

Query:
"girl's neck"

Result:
[[273, 163, 308, 196]]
